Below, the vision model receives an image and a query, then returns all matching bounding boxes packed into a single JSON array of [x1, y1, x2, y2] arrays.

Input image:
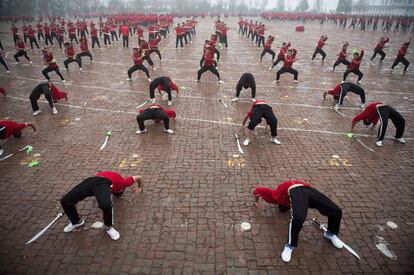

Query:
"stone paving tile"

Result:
[[0, 17, 413, 274]]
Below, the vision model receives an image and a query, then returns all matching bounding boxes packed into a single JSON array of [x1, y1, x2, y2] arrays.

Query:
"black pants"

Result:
[[29, 38, 40, 50], [13, 35, 19, 45], [343, 68, 363, 81], [104, 34, 111, 45], [371, 49, 386, 61], [42, 66, 64, 81], [377, 106, 405, 141], [14, 50, 30, 62], [69, 35, 78, 44], [260, 48, 275, 61], [144, 55, 154, 67], [76, 52, 93, 66], [214, 48, 220, 62], [197, 65, 220, 80], [61, 177, 113, 227], [45, 34, 53, 45], [276, 67, 298, 80], [137, 108, 170, 131], [150, 77, 171, 100], [38, 32, 44, 41], [80, 30, 86, 38], [333, 59, 350, 70], [51, 32, 57, 43], [176, 36, 184, 48], [271, 57, 284, 69], [247, 104, 278, 137], [110, 31, 118, 42], [128, 64, 150, 78], [91, 37, 101, 48], [288, 186, 342, 247], [338, 82, 365, 105], [312, 48, 326, 61], [64, 57, 81, 69], [391, 57, 409, 71], [257, 36, 265, 48], [122, 36, 128, 48], [148, 49, 162, 60], [0, 57, 9, 71], [221, 36, 228, 48], [29, 83, 53, 111], [57, 37, 64, 49]]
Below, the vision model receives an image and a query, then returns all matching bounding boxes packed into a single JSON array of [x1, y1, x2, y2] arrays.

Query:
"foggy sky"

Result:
[[267, 0, 339, 12]]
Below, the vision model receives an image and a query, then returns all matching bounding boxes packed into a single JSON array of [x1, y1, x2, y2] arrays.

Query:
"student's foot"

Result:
[[195, 79, 200, 82], [376, 141, 383, 147], [52, 107, 58, 114], [333, 104, 340, 111], [160, 59, 163, 62], [268, 67, 272, 70], [29, 61, 33, 64], [63, 219, 85, 233], [32, 110, 42, 116], [331, 68, 335, 71], [90, 60, 93, 63], [231, 97, 239, 102], [340, 80, 345, 84], [135, 129, 148, 134], [243, 138, 250, 146], [61, 80, 66, 83], [323, 231, 344, 249], [293, 80, 298, 83], [167, 100, 172, 106], [0, 148, 3, 156], [281, 244, 294, 263], [164, 129, 174, 134], [251, 98, 256, 102], [127, 78, 131, 81], [390, 68, 393, 71], [153, 67, 156, 71], [271, 137, 281, 144], [148, 78, 152, 82], [6, 71, 10, 74], [14, 62, 20, 65], [219, 80, 224, 84], [357, 80, 362, 84], [395, 137, 406, 144], [79, 68, 82, 71], [359, 103, 365, 109], [106, 227, 120, 240]]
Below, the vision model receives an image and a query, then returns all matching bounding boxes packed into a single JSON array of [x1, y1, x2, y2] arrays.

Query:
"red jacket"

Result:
[[44, 52, 58, 68], [95, 171, 135, 193], [80, 40, 89, 52], [120, 25, 129, 37], [375, 38, 389, 50], [246, 100, 267, 117], [352, 102, 382, 125], [253, 180, 311, 208], [28, 28, 35, 38], [316, 38, 326, 49], [397, 45, 408, 59], [50, 84, 68, 101], [328, 84, 341, 96], [149, 36, 161, 49], [91, 28, 98, 37], [347, 50, 364, 71], [264, 38, 273, 49], [203, 52, 215, 66], [283, 49, 297, 69], [138, 104, 176, 118], [132, 52, 144, 65], [65, 46, 75, 57], [338, 49, 347, 60], [278, 42, 290, 59], [16, 41, 25, 51], [0, 121, 28, 139]]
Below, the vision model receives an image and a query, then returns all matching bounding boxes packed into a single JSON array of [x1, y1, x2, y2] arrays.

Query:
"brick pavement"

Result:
[[0, 17, 413, 274]]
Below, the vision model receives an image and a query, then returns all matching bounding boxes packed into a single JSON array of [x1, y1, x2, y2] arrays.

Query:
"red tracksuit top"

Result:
[[253, 180, 312, 208], [347, 50, 364, 71], [264, 38, 273, 49], [316, 38, 326, 49], [375, 38, 389, 50], [338, 49, 347, 60], [132, 52, 144, 65], [397, 46, 408, 59], [95, 171, 135, 193], [278, 42, 291, 59], [246, 100, 267, 118], [283, 49, 297, 69], [203, 52, 215, 66], [65, 46, 75, 57], [0, 121, 28, 139], [80, 40, 89, 52], [352, 102, 383, 125], [149, 37, 161, 49]]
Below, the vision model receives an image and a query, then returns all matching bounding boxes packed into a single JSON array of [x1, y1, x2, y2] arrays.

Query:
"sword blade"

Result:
[[236, 139, 245, 155], [25, 213, 63, 245], [99, 136, 109, 150], [342, 241, 361, 259], [136, 99, 150, 109]]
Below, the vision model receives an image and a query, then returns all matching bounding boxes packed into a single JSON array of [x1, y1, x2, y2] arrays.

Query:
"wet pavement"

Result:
[[0, 17, 413, 274]]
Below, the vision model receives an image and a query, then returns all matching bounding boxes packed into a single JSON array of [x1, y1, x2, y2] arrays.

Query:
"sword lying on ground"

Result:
[[234, 133, 245, 155], [99, 131, 112, 151], [136, 99, 150, 109], [219, 98, 228, 108], [0, 145, 33, 162], [25, 213, 63, 245], [312, 218, 361, 260]]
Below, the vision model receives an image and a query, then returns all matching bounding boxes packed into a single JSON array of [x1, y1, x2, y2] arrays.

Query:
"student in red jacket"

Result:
[[148, 35, 162, 61], [43, 23, 53, 46], [351, 102, 405, 147], [0, 120, 36, 156], [27, 25, 40, 50], [14, 37, 32, 64], [253, 180, 343, 263], [269, 41, 290, 70], [60, 172, 143, 240], [175, 23, 185, 48], [324, 82, 366, 110], [136, 104, 176, 134], [312, 35, 328, 62], [0, 50, 10, 73], [68, 23, 78, 45], [42, 48, 65, 82], [63, 42, 81, 70], [30, 82, 67, 115], [332, 42, 350, 71], [391, 39, 410, 71], [127, 47, 151, 82], [196, 47, 223, 83], [11, 24, 19, 45], [241, 100, 280, 145], [56, 26, 64, 50], [370, 37, 389, 62], [76, 37, 93, 67], [260, 35, 275, 62], [90, 25, 101, 49], [343, 49, 364, 83], [149, 76, 175, 105], [102, 23, 111, 46], [276, 48, 298, 83], [120, 23, 130, 48]]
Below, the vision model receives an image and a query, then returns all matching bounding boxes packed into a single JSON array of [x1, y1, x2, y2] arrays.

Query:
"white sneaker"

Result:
[[215, 66, 219, 69], [127, 78, 132, 81], [219, 80, 224, 84], [195, 79, 200, 82], [160, 59, 163, 62], [281, 244, 294, 263], [61, 80, 66, 83], [79, 67, 82, 71], [0, 148, 4, 156], [52, 107, 58, 114], [135, 129, 148, 134], [271, 137, 281, 144], [106, 227, 120, 240], [15, 62, 20, 65], [275, 80, 280, 83], [149, 98, 156, 103], [340, 80, 345, 84], [243, 138, 250, 146], [6, 70, 10, 74], [323, 232, 344, 249], [32, 110, 42, 116], [167, 100, 172, 106], [293, 80, 298, 83], [395, 137, 406, 144], [333, 104, 340, 111], [251, 98, 256, 102], [148, 78, 152, 82], [360, 103, 365, 109], [153, 67, 156, 71], [63, 219, 85, 233], [376, 141, 383, 147], [164, 129, 174, 134], [29, 61, 33, 64], [331, 68, 334, 71], [269, 67, 272, 70], [357, 80, 361, 84], [231, 97, 239, 102]]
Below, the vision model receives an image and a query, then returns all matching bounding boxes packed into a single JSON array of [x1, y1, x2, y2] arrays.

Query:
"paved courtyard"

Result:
[[0, 17, 413, 274]]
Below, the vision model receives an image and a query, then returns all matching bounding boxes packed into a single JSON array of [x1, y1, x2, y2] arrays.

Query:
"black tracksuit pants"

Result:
[[391, 57, 409, 71], [197, 65, 220, 80], [247, 104, 278, 137], [42, 65, 64, 81], [14, 50, 30, 62], [276, 67, 298, 81], [128, 64, 150, 79], [343, 68, 363, 81], [377, 106, 405, 141], [137, 108, 170, 131], [371, 48, 386, 61], [260, 48, 275, 61], [150, 77, 171, 100], [61, 177, 113, 227], [29, 83, 54, 111], [337, 82, 366, 105], [312, 48, 326, 61], [333, 59, 350, 70], [288, 186, 342, 247]]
